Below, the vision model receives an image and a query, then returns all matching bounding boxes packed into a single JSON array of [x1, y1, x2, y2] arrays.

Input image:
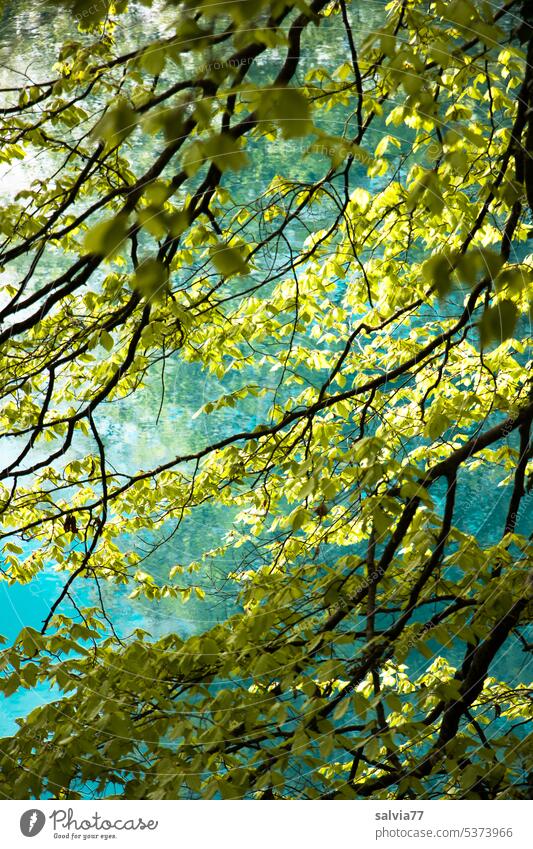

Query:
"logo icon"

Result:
[[20, 809, 46, 837]]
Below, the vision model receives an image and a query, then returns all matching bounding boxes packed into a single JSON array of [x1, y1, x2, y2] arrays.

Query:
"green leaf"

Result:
[[83, 214, 129, 258], [203, 134, 249, 172], [422, 253, 453, 296], [259, 88, 312, 139], [140, 45, 167, 76], [210, 243, 249, 277], [479, 299, 519, 348], [99, 331, 114, 352], [494, 266, 531, 294], [92, 101, 138, 146], [132, 258, 170, 300]]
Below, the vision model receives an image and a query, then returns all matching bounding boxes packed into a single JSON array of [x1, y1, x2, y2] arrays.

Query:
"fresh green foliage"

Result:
[[0, 0, 531, 800]]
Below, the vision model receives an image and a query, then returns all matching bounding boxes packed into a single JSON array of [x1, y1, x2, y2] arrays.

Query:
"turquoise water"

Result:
[[0, 0, 344, 729], [0, 0, 531, 739]]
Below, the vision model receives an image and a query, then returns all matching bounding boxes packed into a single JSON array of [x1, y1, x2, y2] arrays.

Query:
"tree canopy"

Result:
[[0, 0, 531, 799]]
